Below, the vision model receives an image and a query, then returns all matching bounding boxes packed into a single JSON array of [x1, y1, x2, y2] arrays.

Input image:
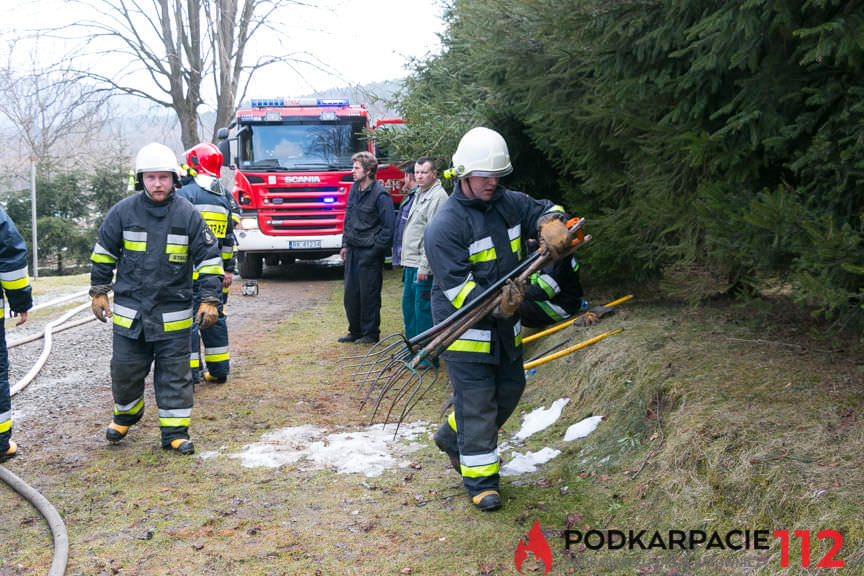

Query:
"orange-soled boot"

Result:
[[472, 490, 502, 511], [0, 440, 19, 463], [165, 438, 195, 455], [106, 422, 130, 443]]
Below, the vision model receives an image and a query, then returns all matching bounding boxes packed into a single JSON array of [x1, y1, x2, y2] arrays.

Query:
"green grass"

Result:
[[2, 272, 862, 575]]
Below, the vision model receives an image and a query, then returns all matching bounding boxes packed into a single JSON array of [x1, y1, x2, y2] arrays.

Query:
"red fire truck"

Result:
[[217, 98, 407, 278]]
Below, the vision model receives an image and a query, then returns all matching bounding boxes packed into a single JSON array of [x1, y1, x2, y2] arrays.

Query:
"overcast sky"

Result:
[[3, 0, 446, 98]]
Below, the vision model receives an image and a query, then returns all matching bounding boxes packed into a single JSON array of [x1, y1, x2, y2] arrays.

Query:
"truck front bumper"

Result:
[[235, 229, 343, 252]]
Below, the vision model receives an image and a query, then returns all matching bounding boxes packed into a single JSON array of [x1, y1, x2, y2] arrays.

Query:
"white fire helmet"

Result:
[[450, 127, 513, 179], [135, 143, 181, 191]]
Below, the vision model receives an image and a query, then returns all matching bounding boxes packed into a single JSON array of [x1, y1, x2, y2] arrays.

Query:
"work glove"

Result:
[[91, 294, 112, 322], [538, 216, 570, 260], [572, 305, 617, 327], [499, 278, 525, 316], [196, 301, 219, 330]]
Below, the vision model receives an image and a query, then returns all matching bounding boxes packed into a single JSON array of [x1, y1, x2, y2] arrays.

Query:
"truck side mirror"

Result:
[[216, 127, 231, 167]]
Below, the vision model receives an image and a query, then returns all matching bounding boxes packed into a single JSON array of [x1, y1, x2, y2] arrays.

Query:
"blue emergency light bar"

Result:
[[250, 98, 350, 108]]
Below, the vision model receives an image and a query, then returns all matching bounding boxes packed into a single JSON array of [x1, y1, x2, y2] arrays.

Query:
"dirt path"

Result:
[[5, 259, 341, 490]]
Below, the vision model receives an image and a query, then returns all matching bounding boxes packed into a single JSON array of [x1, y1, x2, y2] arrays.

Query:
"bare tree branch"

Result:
[[59, 0, 319, 148]]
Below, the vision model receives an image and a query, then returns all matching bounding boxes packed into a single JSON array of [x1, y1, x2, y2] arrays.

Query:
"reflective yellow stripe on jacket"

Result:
[[123, 230, 147, 252], [446, 328, 492, 354], [162, 308, 193, 332]]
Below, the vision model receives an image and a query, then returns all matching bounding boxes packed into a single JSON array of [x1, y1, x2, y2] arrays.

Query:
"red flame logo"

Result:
[[514, 521, 553, 574]]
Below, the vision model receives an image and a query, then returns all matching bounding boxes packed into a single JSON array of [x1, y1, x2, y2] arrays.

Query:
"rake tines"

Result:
[[342, 334, 413, 386]]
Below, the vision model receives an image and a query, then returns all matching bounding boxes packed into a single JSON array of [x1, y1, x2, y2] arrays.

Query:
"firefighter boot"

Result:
[[203, 372, 227, 384], [0, 440, 19, 463], [106, 422, 130, 444], [433, 422, 461, 474], [472, 490, 502, 512], [165, 438, 195, 455]]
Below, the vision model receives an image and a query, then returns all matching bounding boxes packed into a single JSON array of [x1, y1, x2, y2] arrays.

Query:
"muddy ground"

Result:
[[7, 260, 341, 468]]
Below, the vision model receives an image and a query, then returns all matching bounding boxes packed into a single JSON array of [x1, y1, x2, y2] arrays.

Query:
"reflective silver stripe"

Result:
[[538, 273, 560, 294], [461, 449, 498, 467], [115, 397, 144, 413], [0, 266, 29, 282], [443, 272, 474, 302], [195, 257, 222, 271], [460, 328, 491, 342], [158, 408, 192, 418], [0, 410, 11, 423], [163, 308, 193, 323], [546, 301, 569, 318], [204, 346, 229, 355], [113, 303, 138, 319], [508, 225, 521, 241], [123, 230, 147, 242], [166, 234, 189, 245], [468, 236, 494, 256], [92, 243, 118, 259], [513, 321, 522, 336], [190, 352, 200, 361], [197, 204, 229, 215]]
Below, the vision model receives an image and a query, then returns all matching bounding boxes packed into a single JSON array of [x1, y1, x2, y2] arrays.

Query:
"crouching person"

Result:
[[89, 143, 223, 455]]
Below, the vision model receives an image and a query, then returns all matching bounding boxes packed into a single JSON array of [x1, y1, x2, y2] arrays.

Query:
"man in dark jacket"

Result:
[[89, 142, 223, 455], [337, 151, 395, 344], [425, 127, 570, 511], [0, 207, 32, 463]]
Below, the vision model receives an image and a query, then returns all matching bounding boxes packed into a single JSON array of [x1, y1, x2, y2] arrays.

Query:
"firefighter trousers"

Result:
[[190, 291, 229, 381], [0, 319, 12, 452], [110, 331, 194, 447], [343, 245, 385, 340], [436, 356, 526, 496]]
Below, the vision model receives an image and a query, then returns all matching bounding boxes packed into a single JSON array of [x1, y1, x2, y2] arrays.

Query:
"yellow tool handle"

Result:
[[523, 328, 623, 371], [522, 294, 633, 344]]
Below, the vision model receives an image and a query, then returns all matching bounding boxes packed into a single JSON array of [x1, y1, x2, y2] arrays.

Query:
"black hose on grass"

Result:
[[0, 464, 69, 576]]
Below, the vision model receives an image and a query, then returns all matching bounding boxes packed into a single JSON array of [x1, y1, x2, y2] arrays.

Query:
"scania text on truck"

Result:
[[217, 98, 407, 278]]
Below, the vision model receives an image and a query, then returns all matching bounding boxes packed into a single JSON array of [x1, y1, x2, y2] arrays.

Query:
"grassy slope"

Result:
[[1, 271, 862, 575]]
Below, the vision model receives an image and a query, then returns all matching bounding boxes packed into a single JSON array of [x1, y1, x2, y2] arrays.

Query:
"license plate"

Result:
[[289, 240, 321, 249]]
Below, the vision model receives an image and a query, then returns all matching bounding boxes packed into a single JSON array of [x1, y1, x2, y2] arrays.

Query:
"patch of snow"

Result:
[[226, 422, 430, 477], [512, 398, 570, 440], [500, 447, 561, 476], [564, 415, 604, 441]]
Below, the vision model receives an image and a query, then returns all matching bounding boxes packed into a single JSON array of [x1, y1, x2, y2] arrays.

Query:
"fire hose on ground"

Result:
[[0, 464, 69, 576]]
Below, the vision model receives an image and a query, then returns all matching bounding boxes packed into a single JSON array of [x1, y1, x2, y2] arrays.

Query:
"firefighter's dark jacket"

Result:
[[90, 192, 223, 341], [424, 181, 565, 365], [342, 180, 394, 250], [176, 178, 236, 274], [0, 208, 33, 315]]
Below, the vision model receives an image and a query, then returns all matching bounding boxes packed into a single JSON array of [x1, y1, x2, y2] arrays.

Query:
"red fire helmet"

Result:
[[185, 142, 223, 178]]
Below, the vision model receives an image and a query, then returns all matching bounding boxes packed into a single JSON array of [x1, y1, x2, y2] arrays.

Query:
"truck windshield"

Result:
[[238, 120, 365, 171]]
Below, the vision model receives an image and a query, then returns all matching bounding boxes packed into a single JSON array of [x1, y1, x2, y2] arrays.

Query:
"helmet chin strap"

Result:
[[463, 178, 475, 199]]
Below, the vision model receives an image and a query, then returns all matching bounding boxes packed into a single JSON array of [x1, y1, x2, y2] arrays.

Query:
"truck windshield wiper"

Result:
[[245, 159, 281, 169]]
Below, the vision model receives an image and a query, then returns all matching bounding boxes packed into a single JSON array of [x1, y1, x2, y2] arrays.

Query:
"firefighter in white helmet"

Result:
[[424, 127, 571, 511], [89, 142, 223, 455]]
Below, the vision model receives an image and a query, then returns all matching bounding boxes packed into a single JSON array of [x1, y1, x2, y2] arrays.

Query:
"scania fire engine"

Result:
[[218, 98, 406, 278]]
